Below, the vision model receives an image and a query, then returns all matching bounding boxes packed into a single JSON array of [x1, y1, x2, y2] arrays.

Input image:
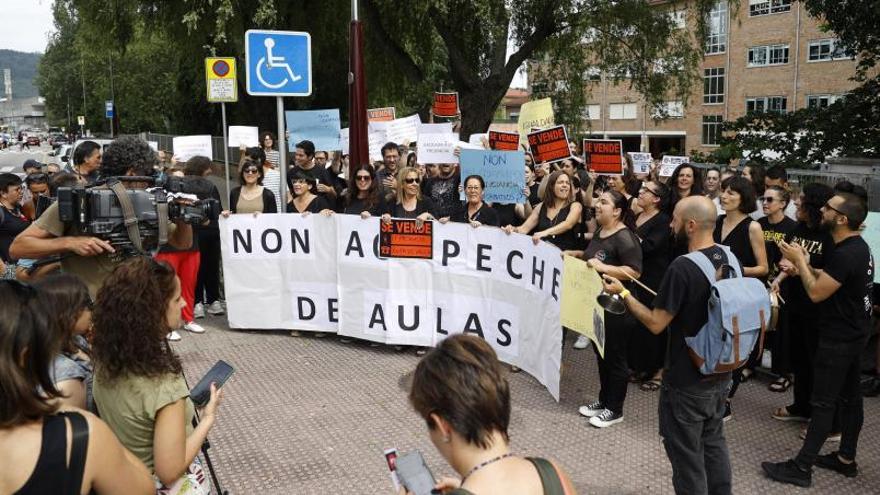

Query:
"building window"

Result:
[[703, 68, 725, 104], [668, 10, 687, 29], [808, 39, 851, 62], [705, 1, 728, 54], [609, 103, 637, 120], [583, 67, 602, 82], [746, 96, 788, 113], [806, 94, 843, 108], [749, 0, 792, 16], [583, 105, 601, 120], [652, 101, 684, 118], [748, 44, 789, 67], [702, 115, 723, 146]]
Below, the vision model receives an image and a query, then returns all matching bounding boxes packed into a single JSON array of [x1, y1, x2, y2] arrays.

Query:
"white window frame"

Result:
[[746, 96, 788, 113], [609, 103, 638, 120], [583, 104, 601, 121], [705, 1, 728, 55], [749, 0, 792, 17], [583, 67, 602, 82], [702, 115, 723, 146], [703, 67, 725, 105], [806, 94, 843, 108], [652, 101, 684, 119], [807, 39, 851, 62], [748, 44, 790, 67]]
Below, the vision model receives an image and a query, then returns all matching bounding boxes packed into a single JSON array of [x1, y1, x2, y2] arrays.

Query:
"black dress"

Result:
[[450, 202, 499, 227], [533, 203, 580, 251], [713, 215, 757, 270], [386, 197, 436, 219], [287, 195, 330, 214], [758, 215, 797, 377]]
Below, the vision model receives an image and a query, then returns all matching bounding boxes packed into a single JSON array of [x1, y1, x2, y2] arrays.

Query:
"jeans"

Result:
[[592, 311, 635, 414], [796, 338, 865, 467], [659, 379, 732, 495]]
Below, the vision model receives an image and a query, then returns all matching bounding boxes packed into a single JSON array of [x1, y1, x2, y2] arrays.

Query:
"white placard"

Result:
[[172, 135, 213, 161], [147, 141, 159, 152], [627, 152, 653, 175], [416, 123, 457, 164], [368, 122, 388, 162], [220, 213, 563, 400], [659, 155, 690, 177], [339, 128, 350, 155], [385, 114, 422, 145], [469, 133, 489, 147], [228, 126, 259, 148]]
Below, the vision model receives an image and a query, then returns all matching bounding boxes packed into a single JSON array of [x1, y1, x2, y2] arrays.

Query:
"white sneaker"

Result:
[[183, 321, 206, 334], [589, 409, 624, 428], [166, 330, 182, 341], [193, 303, 205, 319], [578, 401, 605, 418], [206, 300, 225, 316], [573, 335, 591, 349]]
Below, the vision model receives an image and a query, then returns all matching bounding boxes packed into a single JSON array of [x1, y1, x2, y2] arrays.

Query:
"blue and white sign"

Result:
[[245, 30, 312, 96], [105, 100, 114, 118], [285, 109, 341, 151], [459, 149, 526, 205]]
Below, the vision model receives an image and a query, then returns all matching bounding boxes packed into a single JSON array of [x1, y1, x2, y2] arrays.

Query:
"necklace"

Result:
[[460, 453, 514, 486]]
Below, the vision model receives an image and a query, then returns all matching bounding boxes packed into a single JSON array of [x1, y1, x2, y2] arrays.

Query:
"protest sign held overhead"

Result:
[[228, 126, 259, 148], [416, 123, 457, 164], [659, 155, 689, 177], [489, 130, 520, 151], [286, 109, 341, 151], [527, 125, 572, 165], [367, 107, 396, 122], [173, 135, 213, 161], [432, 92, 460, 117], [385, 114, 421, 145], [628, 152, 653, 175], [459, 149, 526, 204], [339, 128, 350, 155], [380, 219, 434, 259], [517, 98, 554, 146], [584, 139, 623, 175], [368, 122, 388, 162]]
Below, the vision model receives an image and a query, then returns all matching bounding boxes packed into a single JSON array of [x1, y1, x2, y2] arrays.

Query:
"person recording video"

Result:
[[9, 136, 194, 298]]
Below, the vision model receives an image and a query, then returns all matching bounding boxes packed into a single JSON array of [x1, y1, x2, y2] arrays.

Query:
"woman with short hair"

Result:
[[407, 334, 576, 494], [224, 158, 278, 215], [443, 175, 499, 227]]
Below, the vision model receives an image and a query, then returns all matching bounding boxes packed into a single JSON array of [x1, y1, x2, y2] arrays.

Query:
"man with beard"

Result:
[[421, 162, 461, 219], [601, 196, 733, 495], [762, 192, 873, 487]]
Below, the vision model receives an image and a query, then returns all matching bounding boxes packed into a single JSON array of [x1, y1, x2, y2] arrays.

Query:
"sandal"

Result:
[[769, 377, 792, 393], [771, 406, 809, 422], [640, 379, 661, 392]]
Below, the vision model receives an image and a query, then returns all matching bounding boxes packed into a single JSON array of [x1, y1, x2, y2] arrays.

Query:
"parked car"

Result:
[[49, 133, 68, 148], [26, 135, 41, 146]]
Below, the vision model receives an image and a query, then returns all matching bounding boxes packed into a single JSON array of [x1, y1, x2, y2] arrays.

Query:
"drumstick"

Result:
[[622, 272, 657, 296]]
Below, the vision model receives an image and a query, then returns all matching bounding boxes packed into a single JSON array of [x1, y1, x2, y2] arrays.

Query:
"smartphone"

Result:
[[395, 451, 435, 495], [189, 360, 235, 407], [383, 448, 401, 491]]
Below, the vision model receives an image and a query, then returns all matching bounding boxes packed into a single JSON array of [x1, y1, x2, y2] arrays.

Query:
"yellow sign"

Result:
[[205, 57, 238, 103], [517, 98, 554, 147], [560, 255, 606, 357]]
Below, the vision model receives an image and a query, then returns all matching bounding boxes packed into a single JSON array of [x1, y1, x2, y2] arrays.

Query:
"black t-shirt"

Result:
[[287, 195, 330, 214], [421, 175, 461, 218], [784, 222, 834, 314], [654, 245, 736, 387], [386, 198, 436, 219], [759, 215, 797, 281], [290, 165, 338, 206], [819, 236, 874, 343], [450, 202, 499, 227], [635, 212, 671, 293], [494, 203, 521, 228], [528, 183, 541, 206], [582, 227, 643, 274], [342, 194, 387, 216], [0, 205, 31, 262]]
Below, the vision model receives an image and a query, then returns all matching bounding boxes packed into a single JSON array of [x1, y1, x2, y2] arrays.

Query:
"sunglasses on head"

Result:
[[404, 177, 420, 184]]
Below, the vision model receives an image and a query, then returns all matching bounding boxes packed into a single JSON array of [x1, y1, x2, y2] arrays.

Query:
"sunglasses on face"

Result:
[[761, 197, 778, 203], [404, 178, 421, 184], [823, 202, 846, 216], [355, 175, 371, 182], [243, 168, 259, 175]]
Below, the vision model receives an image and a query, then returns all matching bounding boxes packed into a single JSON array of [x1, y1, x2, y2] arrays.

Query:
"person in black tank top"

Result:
[[503, 171, 583, 251], [714, 176, 768, 417]]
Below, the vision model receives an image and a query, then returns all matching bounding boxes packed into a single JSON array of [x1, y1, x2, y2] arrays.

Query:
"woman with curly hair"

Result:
[[92, 257, 225, 494]]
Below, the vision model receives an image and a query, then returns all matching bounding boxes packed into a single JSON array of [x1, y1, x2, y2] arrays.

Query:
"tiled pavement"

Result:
[[174, 315, 880, 494]]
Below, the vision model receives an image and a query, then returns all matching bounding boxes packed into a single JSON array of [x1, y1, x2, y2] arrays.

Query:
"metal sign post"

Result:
[[221, 102, 231, 206], [277, 97, 287, 206]]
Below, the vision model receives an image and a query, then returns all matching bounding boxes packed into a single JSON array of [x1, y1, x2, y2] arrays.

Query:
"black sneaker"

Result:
[[815, 452, 858, 478], [722, 401, 732, 422], [762, 459, 812, 487]]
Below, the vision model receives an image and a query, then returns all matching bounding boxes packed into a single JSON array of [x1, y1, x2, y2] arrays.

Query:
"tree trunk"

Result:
[[459, 85, 509, 140]]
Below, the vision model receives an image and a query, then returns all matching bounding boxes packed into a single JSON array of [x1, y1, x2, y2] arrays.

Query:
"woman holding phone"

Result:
[[92, 257, 225, 493]]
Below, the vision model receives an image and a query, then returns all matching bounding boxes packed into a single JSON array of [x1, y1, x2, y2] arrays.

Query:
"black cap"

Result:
[[22, 159, 43, 170]]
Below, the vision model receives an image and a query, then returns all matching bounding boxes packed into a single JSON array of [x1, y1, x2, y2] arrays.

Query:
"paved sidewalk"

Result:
[[174, 315, 880, 494]]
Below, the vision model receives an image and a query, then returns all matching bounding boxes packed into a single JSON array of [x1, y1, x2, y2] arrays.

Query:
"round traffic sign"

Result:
[[212, 60, 231, 78]]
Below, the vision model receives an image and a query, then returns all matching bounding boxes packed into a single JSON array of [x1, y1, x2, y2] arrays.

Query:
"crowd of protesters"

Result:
[[1, 132, 878, 494]]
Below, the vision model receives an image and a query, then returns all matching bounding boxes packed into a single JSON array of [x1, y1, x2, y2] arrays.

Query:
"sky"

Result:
[[0, 0, 54, 53]]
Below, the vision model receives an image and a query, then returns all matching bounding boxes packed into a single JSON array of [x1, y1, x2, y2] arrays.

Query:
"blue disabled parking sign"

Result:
[[245, 30, 312, 97]]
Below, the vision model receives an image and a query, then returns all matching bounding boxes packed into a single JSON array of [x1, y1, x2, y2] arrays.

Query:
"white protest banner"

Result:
[[385, 114, 421, 145], [228, 126, 259, 148], [416, 123, 457, 164], [660, 155, 689, 177], [286, 109, 342, 151], [628, 152, 653, 175], [368, 122, 388, 162], [339, 128, 350, 155], [172, 135, 213, 161], [219, 214, 563, 400]]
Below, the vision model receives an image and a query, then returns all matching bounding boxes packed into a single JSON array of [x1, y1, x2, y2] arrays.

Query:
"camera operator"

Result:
[[10, 136, 193, 298]]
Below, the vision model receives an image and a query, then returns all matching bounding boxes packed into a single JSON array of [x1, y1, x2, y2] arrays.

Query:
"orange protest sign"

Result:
[[527, 125, 572, 164], [432, 92, 460, 118], [368, 107, 396, 122], [583, 139, 623, 174], [379, 219, 434, 259], [488, 131, 520, 151]]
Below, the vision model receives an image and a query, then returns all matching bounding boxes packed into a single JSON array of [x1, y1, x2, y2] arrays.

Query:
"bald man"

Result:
[[603, 196, 736, 495]]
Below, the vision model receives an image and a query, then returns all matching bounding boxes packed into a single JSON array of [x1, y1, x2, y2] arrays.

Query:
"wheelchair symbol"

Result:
[[256, 38, 303, 89]]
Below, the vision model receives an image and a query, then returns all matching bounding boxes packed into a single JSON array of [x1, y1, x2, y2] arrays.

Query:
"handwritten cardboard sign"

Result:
[[518, 98, 554, 146], [583, 139, 623, 175], [367, 107, 396, 122], [489, 131, 520, 151], [458, 149, 526, 204], [385, 114, 422, 145], [416, 123, 457, 164], [286, 109, 341, 151], [527, 125, 572, 164], [627, 152, 653, 175], [560, 256, 606, 358], [660, 155, 690, 177], [172, 135, 213, 161], [432, 92, 460, 117], [379, 219, 434, 259], [368, 122, 388, 162], [228, 126, 259, 148]]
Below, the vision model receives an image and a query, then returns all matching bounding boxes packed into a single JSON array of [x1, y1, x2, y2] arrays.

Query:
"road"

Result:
[[0, 143, 57, 173]]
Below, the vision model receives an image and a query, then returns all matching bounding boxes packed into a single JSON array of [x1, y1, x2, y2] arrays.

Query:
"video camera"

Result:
[[57, 174, 220, 254]]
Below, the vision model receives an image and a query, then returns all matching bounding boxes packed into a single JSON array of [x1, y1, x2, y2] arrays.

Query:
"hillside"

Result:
[[0, 49, 41, 99]]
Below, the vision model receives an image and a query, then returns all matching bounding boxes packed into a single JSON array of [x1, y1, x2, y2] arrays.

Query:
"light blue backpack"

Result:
[[684, 245, 771, 375]]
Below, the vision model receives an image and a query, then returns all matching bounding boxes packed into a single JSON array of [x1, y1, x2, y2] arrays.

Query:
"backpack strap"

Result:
[[684, 245, 742, 283], [527, 457, 567, 495], [59, 411, 90, 495], [106, 179, 144, 253]]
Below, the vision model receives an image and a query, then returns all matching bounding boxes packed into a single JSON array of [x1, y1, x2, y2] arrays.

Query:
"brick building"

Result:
[[543, 0, 861, 157]]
